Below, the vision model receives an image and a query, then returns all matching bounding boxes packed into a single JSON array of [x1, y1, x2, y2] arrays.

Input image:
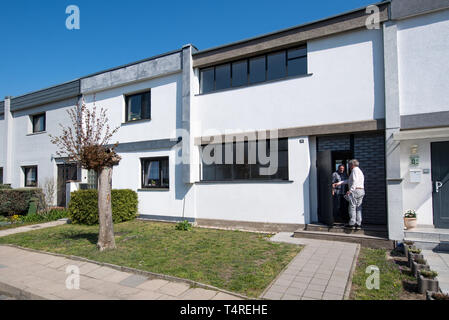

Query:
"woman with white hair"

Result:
[[333, 159, 365, 229]]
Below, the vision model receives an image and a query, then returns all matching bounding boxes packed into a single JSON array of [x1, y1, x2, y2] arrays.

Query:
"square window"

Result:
[[32, 113, 46, 133], [200, 68, 215, 94], [126, 91, 151, 122], [249, 56, 266, 84], [23, 166, 38, 187], [141, 157, 169, 189], [232, 61, 248, 87], [215, 64, 231, 90], [267, 52, 286, 81]]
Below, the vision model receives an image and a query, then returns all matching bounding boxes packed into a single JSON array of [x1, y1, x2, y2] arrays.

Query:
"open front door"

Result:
[[431, 141, 449, 228], [317, 150, 334, 226]]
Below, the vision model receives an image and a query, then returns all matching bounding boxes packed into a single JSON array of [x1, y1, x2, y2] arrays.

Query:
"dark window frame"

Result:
[[201, 139, 289, 182], [23, 166, 38, 187], [31, 113, 46, 133], [125, 90, 151, 123], [0, 167, 3, 185], [141, 157, 170, 189], [199, 45, 307, 94]]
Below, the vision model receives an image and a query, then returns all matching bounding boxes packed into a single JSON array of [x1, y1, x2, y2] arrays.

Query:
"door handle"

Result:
[[436, 181, 443, 193]]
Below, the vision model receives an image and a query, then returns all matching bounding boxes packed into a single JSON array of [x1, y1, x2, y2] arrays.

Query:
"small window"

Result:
[[215, 64, 231, 90], [32, 113, 46, 133], [249, 56, 266, 84], [23, 166, 38, 187], [0, 167, 3, 185], [125, 91, 151, 122], [200, 68, 215, 94], [267, 52, 286, 81], [287, 47, 308, 77], [141, 157, 169, 189], [232, 61, 248, 87]]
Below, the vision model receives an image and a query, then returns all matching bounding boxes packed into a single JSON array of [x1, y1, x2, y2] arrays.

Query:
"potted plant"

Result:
[[408, 247, 423, 267], [418, 270, 439, 294], [404, 210, 418, 230], [412, 257, 430, 277], [426, 291, 449, 300]]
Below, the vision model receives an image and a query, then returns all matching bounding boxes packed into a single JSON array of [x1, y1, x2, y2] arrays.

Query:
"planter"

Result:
[[408, 252, 423, 268], [412, 261, 430, 277], [418, 274, 439, 294], [404, 217, 418, 230]]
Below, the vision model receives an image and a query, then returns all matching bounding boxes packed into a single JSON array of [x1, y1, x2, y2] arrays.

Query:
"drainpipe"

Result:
[[383, 22, 404, 241], [4, 96, 13, 186]]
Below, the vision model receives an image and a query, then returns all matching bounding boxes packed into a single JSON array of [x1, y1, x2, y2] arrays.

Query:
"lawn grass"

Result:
[[0, 222, 38, 231], [0, 220, 301, 297], [351, 248, 417, 300]]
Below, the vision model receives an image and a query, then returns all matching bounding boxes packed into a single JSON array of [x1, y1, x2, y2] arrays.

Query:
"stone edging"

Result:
[[0, 244, 248, 300], [344, 243, 361, 300]]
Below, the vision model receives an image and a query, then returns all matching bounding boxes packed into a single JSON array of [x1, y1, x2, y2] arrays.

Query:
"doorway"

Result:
[[317, 150, 353, 226], [431, 141, 449, 228], [57, 163, 78, 207]]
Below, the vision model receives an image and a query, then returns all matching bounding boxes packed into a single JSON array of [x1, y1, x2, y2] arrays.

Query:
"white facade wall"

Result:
[[195, 137, 312, 225], [10, 98, 77, 190], [0, 116, 5, 170], [397, 8, 449, 116], [193, 28, 385, 136], [82, 74, 182, 144]]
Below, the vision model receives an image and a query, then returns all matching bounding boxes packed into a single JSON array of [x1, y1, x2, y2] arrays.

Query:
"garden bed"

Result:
[[0, 220, 301, 297]]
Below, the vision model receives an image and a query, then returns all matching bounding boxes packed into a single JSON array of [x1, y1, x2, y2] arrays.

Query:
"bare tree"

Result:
[[50, 100, 121, 251], [40, 178, 56, 209]]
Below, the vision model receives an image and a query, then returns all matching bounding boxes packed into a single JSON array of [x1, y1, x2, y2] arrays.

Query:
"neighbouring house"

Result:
[[0, 0, 448, 248]]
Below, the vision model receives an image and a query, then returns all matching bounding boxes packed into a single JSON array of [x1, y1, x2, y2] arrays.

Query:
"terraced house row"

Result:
[[1, 0, 448, 247]]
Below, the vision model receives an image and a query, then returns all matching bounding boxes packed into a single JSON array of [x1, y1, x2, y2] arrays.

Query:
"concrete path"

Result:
[[262, 233, 359, 300], [0, 246, 241, 300], [0, 220, 68, 238], [422, 249, 449, 294]]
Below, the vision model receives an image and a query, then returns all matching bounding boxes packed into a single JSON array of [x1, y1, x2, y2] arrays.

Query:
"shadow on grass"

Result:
[[65, 232, 98, 245]]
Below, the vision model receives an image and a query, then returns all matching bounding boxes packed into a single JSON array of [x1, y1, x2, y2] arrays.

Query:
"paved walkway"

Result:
[[422, 249, 449, 294], [262, 233, 359, 300], [0, 220, 68, 238], [0, 246, 241, 300]]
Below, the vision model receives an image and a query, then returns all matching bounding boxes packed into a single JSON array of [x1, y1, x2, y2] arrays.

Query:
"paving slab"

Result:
[[0, 246, 242, 300], [422, 249, 449, 294], [0, 220, 68, 238], [262, 232, 359, 300]]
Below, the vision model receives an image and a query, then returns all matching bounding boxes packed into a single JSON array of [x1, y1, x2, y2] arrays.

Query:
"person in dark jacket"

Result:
[[332, 164, 349, 222]]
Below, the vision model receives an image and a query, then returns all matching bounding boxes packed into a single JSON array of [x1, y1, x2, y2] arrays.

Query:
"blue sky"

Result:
[[0, 0, 375, 98]]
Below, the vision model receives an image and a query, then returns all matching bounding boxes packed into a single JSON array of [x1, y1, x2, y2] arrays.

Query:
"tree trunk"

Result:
[[97, 166, 116, 251]]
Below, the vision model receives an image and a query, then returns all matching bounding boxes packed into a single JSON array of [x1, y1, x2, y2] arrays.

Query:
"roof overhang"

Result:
[[393, 127, 449, 141]]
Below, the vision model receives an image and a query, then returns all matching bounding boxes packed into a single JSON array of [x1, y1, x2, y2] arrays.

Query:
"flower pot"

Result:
[[404, 217, 418, 230], [412, 261, 430, 277], [418, 274, 439, 294]]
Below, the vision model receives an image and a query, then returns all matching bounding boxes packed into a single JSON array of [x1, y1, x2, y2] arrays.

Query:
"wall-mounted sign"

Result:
[[410, 155, 420, 166]]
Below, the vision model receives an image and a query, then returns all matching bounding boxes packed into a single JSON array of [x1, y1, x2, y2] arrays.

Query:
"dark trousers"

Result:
[[333, 194, 349, 222]]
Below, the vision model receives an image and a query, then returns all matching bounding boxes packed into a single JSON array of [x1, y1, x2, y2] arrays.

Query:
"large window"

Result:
[[125, 91, 151, 122], [201, 139, 289, 181], [23, 166, 38, 187], [199, 45, 307, 94], [141, 157, 169, 189], [32, 113, 46, 133]]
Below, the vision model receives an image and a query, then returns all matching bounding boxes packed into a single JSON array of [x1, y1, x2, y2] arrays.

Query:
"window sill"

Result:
[[121, 119, 151, 126], [26, 131, 47, 136], [196, 73, 313, 96], [196, 180, 293, 185], [138, 188, 170, 192]]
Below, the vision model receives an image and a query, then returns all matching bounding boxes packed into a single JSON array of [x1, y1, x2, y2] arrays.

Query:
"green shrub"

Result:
[[175, 220, 193, 231], [21, 208, 69, 223], [0, 188, 45, 216], [68, 189, 138, 225], [0, 184, 12, 190]]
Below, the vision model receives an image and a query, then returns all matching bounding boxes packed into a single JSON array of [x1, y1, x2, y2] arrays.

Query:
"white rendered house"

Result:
[[1, 0, 448, 246]]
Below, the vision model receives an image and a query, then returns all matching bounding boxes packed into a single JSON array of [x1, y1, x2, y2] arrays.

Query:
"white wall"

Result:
[[193, 28, 385, 136], [11, 98, 77, 189], [83, 74, 182, 144], [397, 9, 449, 116], [195, 137, 311, 225], [113, 146, 195, 218], [400, 137, 449, 226], [0, 117, 5, 169]]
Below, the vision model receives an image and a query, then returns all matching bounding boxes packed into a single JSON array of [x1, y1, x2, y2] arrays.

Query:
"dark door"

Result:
[[431, 141, 449, 228], [317, 150, 334, 226], [57, 164, 78, 207]]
